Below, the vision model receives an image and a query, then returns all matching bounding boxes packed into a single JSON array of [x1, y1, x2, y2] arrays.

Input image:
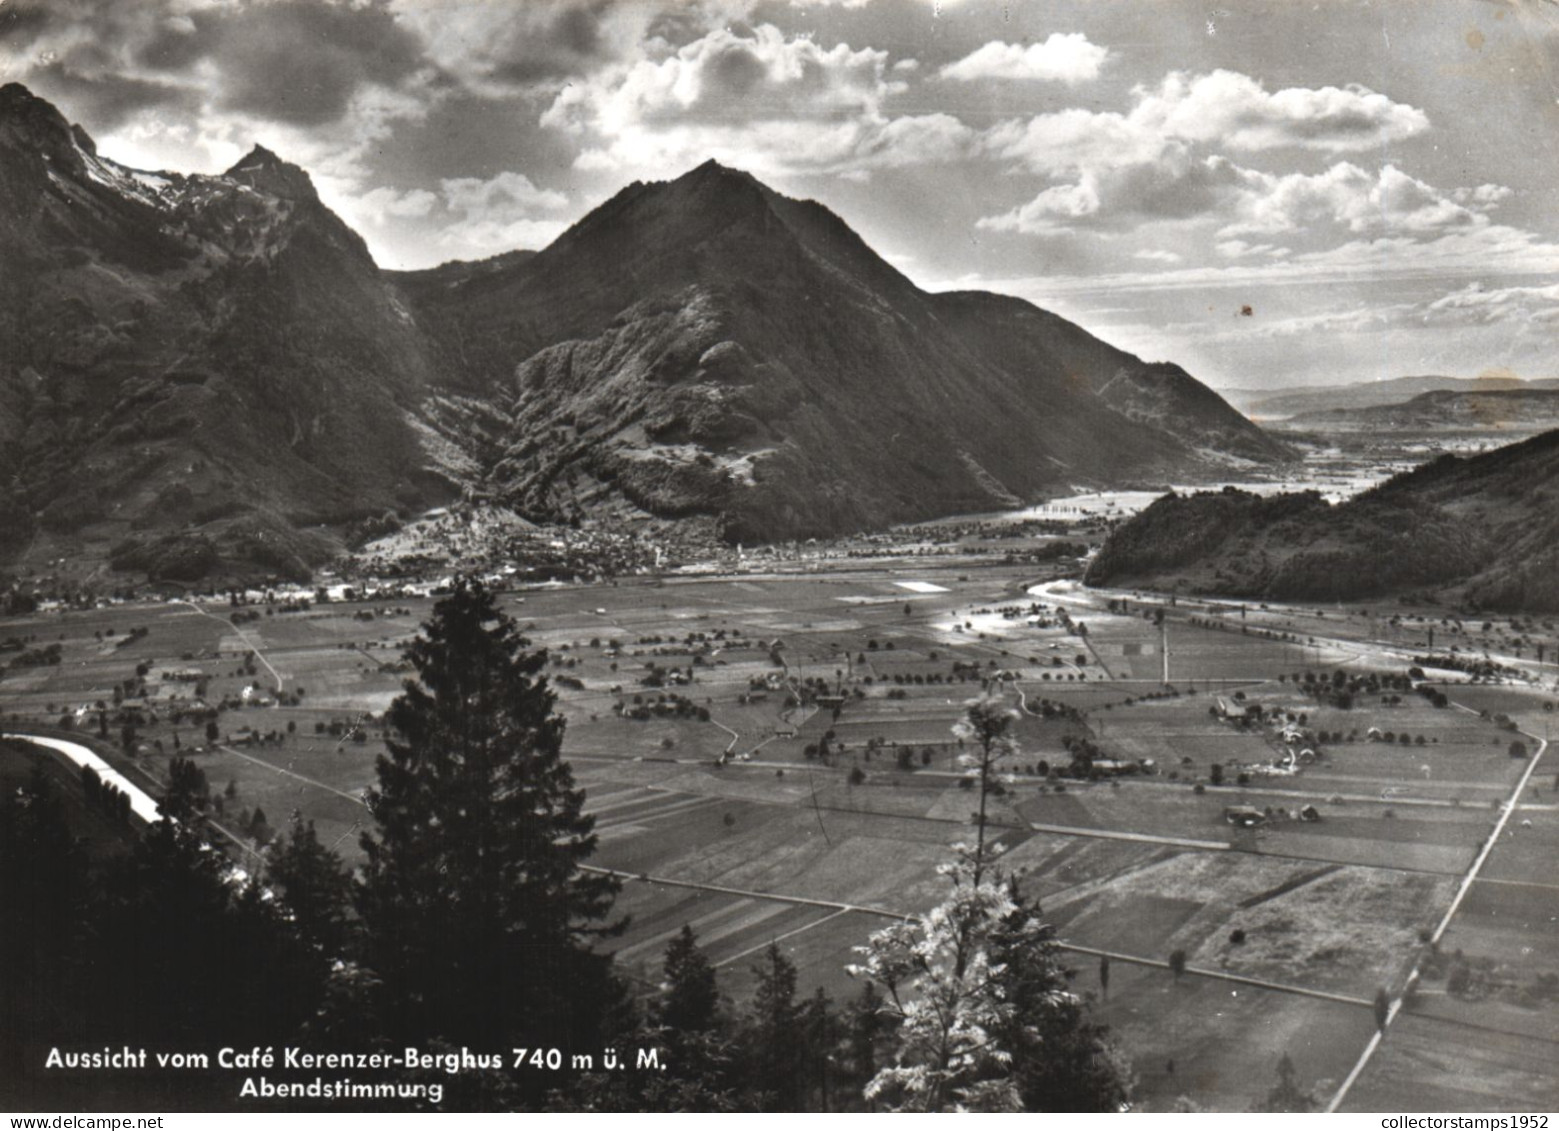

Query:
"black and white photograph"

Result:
[[1, 0, 1557, 1117]]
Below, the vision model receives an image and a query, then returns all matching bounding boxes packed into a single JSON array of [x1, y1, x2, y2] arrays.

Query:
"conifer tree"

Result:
[[267, 817, 352, 959], [356, 579, 621, 1053], [843, 981, 894, 1103], [0, 765, 89, 1071], [1258, 1052, 1317, 1113], [987, 877, 1135, 1112], [800, 985, 837, 1111], [743, 943, 805, 1110], [659, 924, 720, 1034]]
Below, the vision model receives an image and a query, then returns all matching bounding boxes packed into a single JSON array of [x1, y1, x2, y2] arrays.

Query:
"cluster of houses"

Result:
[[1209, 695, 1328, 827], [1224, 803, 1321, 828]]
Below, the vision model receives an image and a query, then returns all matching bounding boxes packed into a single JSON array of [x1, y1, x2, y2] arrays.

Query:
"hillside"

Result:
[[0, 83, 451, 582], [1225, 375, 1559, 420], [1282, 388, 1559, 433], [0, 85, 1288, 582], [1086, 429, 1559, 611], [400, 160, 1289, 543]]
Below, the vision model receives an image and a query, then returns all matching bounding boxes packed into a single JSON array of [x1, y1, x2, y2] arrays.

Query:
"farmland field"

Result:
[[4, 554, 1555, 1112]]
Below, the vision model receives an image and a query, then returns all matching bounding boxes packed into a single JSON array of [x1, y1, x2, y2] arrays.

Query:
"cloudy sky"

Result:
[[3, 0, 1557, 391]]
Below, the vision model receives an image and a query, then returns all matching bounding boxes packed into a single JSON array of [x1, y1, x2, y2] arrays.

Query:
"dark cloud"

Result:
[[27, 61, 196, 133], [484, 1, 623, 87], [212, 1, 429, 126], [553, 3, 606, 57], [709, 44, 767, 99], [0, 2, 54, 43], [134, 14, 222, 74], [366, 91, 579, 186], [645, 3, 752, 51], [3, 0, 433, 129]]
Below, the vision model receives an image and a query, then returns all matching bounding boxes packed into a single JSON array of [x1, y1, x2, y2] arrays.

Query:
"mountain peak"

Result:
[[0, 82, 49, 114], [679, 158, 760, 188], [0, 82, 77, 153], [224, 143, 317, 201], [653, 157, 775, 222], [231, 143, 284, 168]]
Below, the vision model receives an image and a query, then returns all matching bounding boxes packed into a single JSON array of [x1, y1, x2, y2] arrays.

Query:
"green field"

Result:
[[4, 559, 1555, 1111]]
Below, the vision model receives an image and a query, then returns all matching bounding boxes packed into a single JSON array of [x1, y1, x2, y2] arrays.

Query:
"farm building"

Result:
[[1223, 805, 1266, 827], [1214, 697, 1248, 720]]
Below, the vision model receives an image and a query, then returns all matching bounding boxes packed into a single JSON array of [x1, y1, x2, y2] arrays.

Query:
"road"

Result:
[[1325, 723, 1551, 1112], [174, 599, 287, 692], [1034, 576, 1559, 1108], [216, 741, 368, 805]]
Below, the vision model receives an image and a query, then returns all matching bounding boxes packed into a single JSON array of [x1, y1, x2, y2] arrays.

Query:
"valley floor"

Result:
[[4, 544, 1556, 1111]]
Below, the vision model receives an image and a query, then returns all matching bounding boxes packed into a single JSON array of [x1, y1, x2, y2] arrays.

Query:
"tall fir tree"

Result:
[[659, 924, 720, 1034], [743, 943, 806, 1110], [267, 817, 353, 960], [987, 876, 1135, 1112], [843, 981, 894, 1106], [1258, 1052, 1317, 1113], [800, 986, 837, 1111], [355, 579, 621, 1057], [0, 765, 89, 1096]]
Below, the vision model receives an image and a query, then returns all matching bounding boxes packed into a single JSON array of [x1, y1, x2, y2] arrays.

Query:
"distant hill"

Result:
[[1086, 429, 1559, 612], [0, 84, 1288, 583], [1281, 388, 1559, 432], [1224, 375, 1559, 420]]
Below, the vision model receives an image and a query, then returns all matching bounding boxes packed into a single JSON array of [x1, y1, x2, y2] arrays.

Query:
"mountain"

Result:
[[397, 159, 1288, 543], [1085, 429, 1559, 611], [0, 85, 1287, 583], [1280, 387, 1559, 433], [1223, 374, 1559, 420], [0, 83, 451, 582]]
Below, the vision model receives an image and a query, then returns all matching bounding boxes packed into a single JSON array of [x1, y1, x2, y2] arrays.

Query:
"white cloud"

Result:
[[344, 185, 439, 227], [940, 34, 1110, 85], [415, 169, 575, 261], [1424, 281, 1559, 325], [391, 1, 747, 98], [435, 217, 570, 258], [442, 171, 570, 216], [983, 108, 1160, 178], [979, 69, 1437, 235], [544, 25, 899, 136], [1195, 281, 1559, 345], [1455, 183, 1513, 209], [542, 24, 974, 176], [1129, 70, 1429, 153], [1214, 239, 1289, 260], [978, 147, 1246, 233], [1222, 163, 1484, 239], [985, 70, 1428, 178], [1282, 223, 1559, 279], [1132, 249, 1183, 264]]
